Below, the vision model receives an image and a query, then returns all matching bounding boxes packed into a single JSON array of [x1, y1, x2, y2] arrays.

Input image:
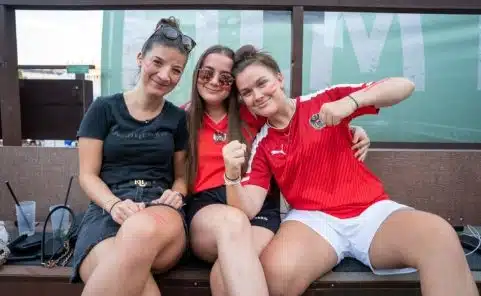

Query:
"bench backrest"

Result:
[[0, 147, 480, 225]]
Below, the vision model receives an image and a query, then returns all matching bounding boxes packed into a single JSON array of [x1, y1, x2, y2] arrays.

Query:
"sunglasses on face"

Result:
[[146, 24, 196, 53], [197, 68, 234, 88]]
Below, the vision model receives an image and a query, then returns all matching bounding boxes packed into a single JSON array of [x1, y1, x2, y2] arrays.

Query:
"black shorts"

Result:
[[185, 185, 281, 234]]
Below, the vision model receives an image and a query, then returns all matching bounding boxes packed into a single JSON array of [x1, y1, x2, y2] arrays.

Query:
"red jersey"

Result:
[[241, 83, 388, 219], [190, 104, 265, 193]]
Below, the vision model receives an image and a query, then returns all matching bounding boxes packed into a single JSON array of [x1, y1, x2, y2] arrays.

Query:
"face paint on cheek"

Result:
[[264, 81, 279, 98]]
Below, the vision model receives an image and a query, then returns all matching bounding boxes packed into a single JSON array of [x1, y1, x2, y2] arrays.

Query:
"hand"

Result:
[[350, 126, 370, 161], [110, 199, 145, 225], [319, 97, 357, 126], [151, 189, 184, 209], [222, 140, 247, 180], [181, 101, 192, 111]]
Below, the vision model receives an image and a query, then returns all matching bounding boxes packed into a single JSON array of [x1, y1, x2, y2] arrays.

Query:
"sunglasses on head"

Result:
[[197, 68, 234, 88], [146, 24, 196, 53]]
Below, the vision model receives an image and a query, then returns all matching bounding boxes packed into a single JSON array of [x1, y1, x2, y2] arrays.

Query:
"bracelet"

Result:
[[103, 197, 117, 210], [347, 94, 359, 109], [224, 173, 241, 186], [108, 199, 122, 213]]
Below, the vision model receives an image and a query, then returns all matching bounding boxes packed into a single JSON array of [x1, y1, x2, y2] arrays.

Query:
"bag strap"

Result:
[[41, 205, 76, 268]]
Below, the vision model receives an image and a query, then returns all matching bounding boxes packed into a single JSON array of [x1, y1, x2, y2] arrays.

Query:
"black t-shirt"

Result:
[[77, 93, 188, 188]]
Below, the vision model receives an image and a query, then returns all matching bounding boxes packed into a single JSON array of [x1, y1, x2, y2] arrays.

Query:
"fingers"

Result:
[[319, 108, 339, 126], [223, 140, 247, 179], [352, 139, 368, 150], [110, 199, 142, 225], [351, 129, 361, 144], [155, 190, 184, 209], [223, 140, 247, 154], [160, 190, 176, 205], [111, 206, 128, 225], [354, 145, 368, 161]]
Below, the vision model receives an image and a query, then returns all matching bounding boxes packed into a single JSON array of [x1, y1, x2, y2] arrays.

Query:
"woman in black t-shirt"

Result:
[[71, 17, 195, 296]]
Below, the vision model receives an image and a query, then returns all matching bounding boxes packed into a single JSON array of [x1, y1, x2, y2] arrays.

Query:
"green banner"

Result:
[[101, 11, 481, 143]]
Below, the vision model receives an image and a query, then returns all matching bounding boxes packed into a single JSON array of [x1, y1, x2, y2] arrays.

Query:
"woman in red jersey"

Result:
[[222, 45, 478, 296], [182, 44, 372, 296]]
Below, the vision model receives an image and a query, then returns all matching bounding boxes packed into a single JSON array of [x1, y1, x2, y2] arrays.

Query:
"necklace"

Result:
[[267, 99, 296, 155]]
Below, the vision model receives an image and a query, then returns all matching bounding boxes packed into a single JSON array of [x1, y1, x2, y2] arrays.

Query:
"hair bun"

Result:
[[234, 44, 258, 63], [155, 16, 181, 31]]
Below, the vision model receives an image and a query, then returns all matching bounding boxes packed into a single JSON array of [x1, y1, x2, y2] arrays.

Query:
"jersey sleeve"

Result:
[[239, 104, 266, 132], [77, 97, 111, 140], [327, 82, 380, 120], [241, 140, 272, 191]]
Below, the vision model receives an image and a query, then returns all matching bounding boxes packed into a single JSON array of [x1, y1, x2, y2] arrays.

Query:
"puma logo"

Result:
[[271, 144, 286, 155], [271, 149, 286, 156]]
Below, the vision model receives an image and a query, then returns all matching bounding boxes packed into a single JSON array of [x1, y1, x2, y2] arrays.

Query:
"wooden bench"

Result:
[[1, 146, 481, 295]]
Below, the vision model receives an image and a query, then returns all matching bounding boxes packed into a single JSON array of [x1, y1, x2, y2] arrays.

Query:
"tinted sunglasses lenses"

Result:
[[198, 69, 233, 87], [219, 73, 234, 86], [155, 25, 196, 53], [181, 35, 196, 52], [162, 26, 179, 39], [198, 69, 214, 82]]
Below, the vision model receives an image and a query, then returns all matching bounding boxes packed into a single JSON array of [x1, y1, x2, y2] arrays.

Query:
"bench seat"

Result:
[[2, 260, 481, 296]]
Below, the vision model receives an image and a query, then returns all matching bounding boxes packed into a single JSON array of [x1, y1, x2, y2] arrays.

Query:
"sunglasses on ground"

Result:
[[144, 24, 196, 53], [197, 68, 234, 88]]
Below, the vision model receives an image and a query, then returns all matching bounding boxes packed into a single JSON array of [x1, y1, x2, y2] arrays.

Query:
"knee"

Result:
[[213, 207, 251, 241], [260, 248, 302, 296], [118, 209, 184, 251]]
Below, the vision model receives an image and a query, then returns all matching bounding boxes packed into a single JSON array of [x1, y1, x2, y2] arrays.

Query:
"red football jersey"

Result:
[[241, 83, 388, 218], [192, 104, 265, 193]]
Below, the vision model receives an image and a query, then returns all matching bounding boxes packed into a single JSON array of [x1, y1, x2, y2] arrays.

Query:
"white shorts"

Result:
[[283, 200, 417, 275]]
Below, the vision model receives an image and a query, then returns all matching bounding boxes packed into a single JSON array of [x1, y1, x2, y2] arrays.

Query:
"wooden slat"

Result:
[[0, 5, 21, 146], [1, 0, 481, 12], [2, 265, 481, 286], [290, 6, 303, 98]]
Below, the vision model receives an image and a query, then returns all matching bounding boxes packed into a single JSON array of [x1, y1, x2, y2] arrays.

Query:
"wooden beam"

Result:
[[18, 65, 95, 70], [1, 0, 481, 13], [290, 6, 303, 98], [0, 5, 21, 145]]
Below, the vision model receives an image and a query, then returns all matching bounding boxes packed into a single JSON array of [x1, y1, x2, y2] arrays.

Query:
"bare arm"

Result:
[[171, 150, 187, 197], [78, 138, 120, 212], [151, 150, 187, 209], [321, 77, 415, 126], [223, 140, 272, 219], [226, 182, 268, 220], [351, 77, 415, 108]]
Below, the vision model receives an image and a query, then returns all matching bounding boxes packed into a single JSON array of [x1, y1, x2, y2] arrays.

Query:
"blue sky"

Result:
[[16, 10, 103, 66]]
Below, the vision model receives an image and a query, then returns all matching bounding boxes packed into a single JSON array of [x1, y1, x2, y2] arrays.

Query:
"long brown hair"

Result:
[[186, 45, 251, 193]]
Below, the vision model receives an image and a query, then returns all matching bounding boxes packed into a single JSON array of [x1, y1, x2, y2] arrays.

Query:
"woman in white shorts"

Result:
[[220, 45, 478, 296]]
